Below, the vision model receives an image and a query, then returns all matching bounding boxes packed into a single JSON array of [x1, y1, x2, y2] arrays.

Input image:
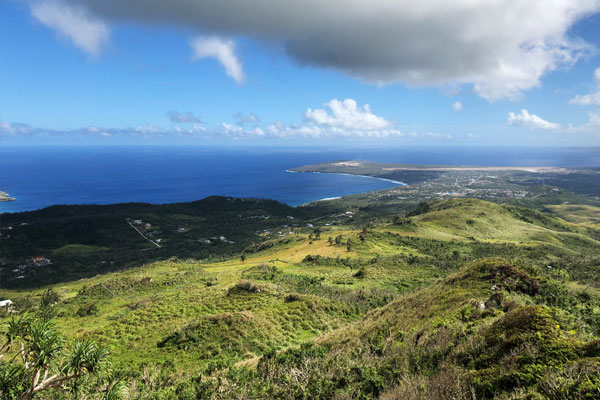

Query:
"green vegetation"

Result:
[[0, 314, 122, 399], [2, 190, 600, 398], [0, 197, 328, 288]]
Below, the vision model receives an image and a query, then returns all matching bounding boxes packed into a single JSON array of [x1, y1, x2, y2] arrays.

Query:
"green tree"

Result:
[[0, 314, 123, 400], [335, 235, 343, 247]]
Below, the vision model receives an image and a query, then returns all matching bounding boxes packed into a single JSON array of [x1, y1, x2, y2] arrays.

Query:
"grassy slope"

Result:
[[548, 204, 600, 229], [2, 198, 600, 398], [220, 259, 600, 399]]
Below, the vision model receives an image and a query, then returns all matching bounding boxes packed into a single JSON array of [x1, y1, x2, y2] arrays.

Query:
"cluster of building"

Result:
[[10, 256, 53, 279], [199, 235, 235, 245]]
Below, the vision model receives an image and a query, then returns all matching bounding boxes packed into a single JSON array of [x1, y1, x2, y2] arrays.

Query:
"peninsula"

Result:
[[292, 160, 568, 184], [292, 160, 600, 201]]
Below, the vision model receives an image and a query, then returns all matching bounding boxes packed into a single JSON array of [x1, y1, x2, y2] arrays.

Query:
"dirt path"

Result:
[[126, 220, 162, 248]]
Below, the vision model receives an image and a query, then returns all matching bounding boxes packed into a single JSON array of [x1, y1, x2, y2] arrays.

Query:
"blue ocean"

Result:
[[1, 146, 599, 213]]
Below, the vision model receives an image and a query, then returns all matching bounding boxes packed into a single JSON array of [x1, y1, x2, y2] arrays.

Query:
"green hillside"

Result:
[[2, 197, 600, 399]]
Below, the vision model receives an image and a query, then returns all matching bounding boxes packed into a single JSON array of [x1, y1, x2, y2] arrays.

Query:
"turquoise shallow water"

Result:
[[1, 146, 598, 213]]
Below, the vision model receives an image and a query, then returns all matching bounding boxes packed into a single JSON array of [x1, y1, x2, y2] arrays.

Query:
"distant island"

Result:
[[0, 191, 15, 202]]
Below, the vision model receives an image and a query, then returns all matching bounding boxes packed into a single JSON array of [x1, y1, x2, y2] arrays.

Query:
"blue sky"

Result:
[[1, 0, 600, 146]]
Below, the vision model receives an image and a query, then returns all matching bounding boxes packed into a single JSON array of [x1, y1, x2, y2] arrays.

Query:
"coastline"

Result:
[[286, 169, 407, 186], [287, 169, 406, 207], [315, 196, 341, 202]]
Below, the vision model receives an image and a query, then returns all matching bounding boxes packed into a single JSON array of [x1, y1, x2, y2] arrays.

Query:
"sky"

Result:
[[1, 0, 600, 146]]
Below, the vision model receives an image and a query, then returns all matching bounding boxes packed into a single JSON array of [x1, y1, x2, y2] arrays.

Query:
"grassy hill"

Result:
[[2, 197, 600, 399]]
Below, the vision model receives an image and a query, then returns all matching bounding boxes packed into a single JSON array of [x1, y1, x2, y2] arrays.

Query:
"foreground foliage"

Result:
[[0, 314, 123, 400]]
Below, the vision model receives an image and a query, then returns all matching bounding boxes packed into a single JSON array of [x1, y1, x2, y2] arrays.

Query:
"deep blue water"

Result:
[[1, 146, 599, 213]]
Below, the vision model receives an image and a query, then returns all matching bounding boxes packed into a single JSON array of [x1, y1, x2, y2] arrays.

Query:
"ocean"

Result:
[[1, 146, 599, 213]]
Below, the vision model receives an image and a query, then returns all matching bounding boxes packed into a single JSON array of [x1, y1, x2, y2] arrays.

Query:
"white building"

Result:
[[0, 299, 13, 308]]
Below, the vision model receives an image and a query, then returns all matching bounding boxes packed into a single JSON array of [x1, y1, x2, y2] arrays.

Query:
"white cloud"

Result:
[[135, 124, 161, 134], [174, 124, 208, 135], [261, 99, 402, 139], [221, 122, 244, 135], [569, 67, 600, 106], [570, 92, 600, 106], [57, 0, 600, 100], [451, 101, 463, 112], [248, 127, 265, 137], [220, 122, 265, 138], [305, 99, 392, 130], [508, 109, 561, 130], [30, 0, 109, 57], [191, 36, 244, 84]]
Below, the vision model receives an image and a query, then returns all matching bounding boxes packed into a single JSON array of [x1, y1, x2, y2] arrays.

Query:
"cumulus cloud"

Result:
[[507, 109, 561, 130], [451, 101, 463, 112], [191, 36, 244, 84], [47, 0, 600, 100], [258, 99, 403, 139], [569, 67, 600, 106], [305, 99, 392, 131], [167, 110, 202, 123], [221, 123, 265, 138], [30, 0, 109, 57]]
